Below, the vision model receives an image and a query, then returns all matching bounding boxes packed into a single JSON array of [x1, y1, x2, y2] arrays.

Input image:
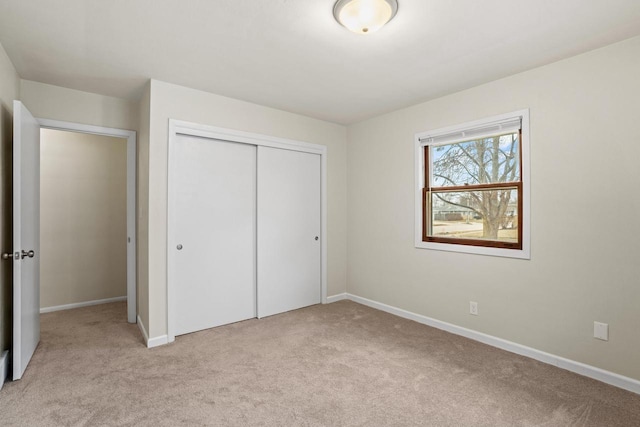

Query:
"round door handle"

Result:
[[315, 236, 319, 241], [21, 250, 35, 259], [177, 244, 183, 250]]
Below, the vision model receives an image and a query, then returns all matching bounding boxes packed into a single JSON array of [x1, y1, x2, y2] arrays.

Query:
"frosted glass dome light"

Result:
[[333, 0, 398, 34]]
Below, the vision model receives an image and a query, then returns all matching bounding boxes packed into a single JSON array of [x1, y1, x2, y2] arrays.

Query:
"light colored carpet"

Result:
[[1, 300, 639, 426]]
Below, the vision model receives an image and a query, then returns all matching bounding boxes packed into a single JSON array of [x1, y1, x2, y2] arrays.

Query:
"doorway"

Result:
[[10, 104, 137, 380], [38, 120, 136, 323], [39, 128, 128, 317]]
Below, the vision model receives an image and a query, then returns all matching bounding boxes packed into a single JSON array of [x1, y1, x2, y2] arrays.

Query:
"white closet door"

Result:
[[257, 146, 321, 318], [172, 135, 256, 336]]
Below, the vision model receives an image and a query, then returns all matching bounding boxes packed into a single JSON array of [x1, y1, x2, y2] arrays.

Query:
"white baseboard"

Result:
[[0, 350, 8, 391], [341, 293, 640, 395], [137, 315, 149, 345], [147, 334, 169, 348], [40, 296, 127, 314], [137, 315, 168, 349], [326, 293, 347, 303]]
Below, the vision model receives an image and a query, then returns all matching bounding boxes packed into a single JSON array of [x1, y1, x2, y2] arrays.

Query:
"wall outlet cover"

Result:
[[594, 321, 609, 341], [469, 301, 478, 316]]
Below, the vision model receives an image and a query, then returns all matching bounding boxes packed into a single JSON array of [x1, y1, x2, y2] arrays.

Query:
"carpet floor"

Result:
[[0, 300, 639, 426]]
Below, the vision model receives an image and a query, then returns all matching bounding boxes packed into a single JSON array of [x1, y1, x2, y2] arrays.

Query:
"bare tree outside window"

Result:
[[424, 131, 522, 248]]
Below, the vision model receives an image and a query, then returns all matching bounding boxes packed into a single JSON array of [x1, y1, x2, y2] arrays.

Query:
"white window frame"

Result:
[[414, 109, 530, 259]]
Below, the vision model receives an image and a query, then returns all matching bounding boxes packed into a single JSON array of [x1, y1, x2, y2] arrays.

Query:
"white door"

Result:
[[171, 135, 257, 336], [12, 101, 40, 380], [257, 146, 321, 318]]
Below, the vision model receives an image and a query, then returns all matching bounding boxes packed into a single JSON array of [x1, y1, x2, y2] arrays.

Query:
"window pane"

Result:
[[431, 133, 520, 187], [429, 189, 519, 243]]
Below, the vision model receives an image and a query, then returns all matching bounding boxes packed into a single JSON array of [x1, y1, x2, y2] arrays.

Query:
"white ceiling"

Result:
[[1, 0, 640, 124]]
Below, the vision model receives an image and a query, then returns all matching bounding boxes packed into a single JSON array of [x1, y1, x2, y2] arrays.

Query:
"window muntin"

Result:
[[423, 130, 523, 250]]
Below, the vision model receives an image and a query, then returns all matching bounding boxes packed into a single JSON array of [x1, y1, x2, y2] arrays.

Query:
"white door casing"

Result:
[[12, 101, 40, 380], [167, 120, 327, 343], [257, 147, 321, 318], [171, 135, 257, 336]]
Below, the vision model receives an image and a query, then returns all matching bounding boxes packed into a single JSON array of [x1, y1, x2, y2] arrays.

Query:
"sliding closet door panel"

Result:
[[257, 146, 321, 318], [173, 135, 256, 336]]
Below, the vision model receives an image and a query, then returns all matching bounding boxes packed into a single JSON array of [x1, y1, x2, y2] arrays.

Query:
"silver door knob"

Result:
[[21, 250, 35, 259], [176, 244, 183, 250], [2, 252, 15, 260]]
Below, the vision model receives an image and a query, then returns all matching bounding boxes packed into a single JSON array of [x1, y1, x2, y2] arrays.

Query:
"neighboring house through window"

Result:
[[415, 109, 530, 259]]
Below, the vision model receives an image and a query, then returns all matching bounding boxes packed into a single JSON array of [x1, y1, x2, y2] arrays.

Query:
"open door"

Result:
[[12, 100, 40, 380]]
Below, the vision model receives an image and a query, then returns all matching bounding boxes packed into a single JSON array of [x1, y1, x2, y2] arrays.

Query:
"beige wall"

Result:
[[20, 80, 138, 132], [137, 82, 150, 331], [346, 36, 640, 381], [146, 80, 348, 338], [0, 42, 19, 359], [39, 129, 127, 308]]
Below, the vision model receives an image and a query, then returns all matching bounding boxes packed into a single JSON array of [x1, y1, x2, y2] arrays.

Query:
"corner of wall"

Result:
[[136, 81, 151, 332]]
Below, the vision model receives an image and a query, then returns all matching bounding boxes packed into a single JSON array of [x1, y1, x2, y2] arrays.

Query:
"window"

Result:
[[415, 110, 530, 259]]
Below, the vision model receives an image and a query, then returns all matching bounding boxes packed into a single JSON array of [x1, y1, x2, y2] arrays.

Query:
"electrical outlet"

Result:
[[594, 321, 608, 341], [469, 301, 478, 316]]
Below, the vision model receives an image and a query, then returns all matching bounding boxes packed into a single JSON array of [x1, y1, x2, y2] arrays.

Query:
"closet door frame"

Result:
[[166, 120, 327, 343]]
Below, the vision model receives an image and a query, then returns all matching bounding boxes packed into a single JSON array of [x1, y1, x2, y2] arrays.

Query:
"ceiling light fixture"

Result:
[[333, 0, 398, 35]]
